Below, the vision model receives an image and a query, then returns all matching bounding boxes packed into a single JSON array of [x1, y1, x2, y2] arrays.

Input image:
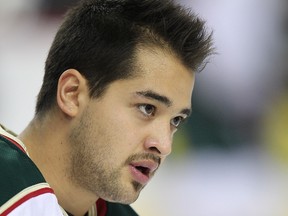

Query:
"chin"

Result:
[[103, 194, 140, 205], [104, 182, 143, 204]]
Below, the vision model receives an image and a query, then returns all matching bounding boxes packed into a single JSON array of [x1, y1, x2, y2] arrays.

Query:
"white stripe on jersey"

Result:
[[0, 183, 62, 216]]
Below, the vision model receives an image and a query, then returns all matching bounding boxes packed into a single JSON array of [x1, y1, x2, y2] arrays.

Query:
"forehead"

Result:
[[134, 45, 194, 77], [104, 46, 195, 110], [132, 46, 195, 100]]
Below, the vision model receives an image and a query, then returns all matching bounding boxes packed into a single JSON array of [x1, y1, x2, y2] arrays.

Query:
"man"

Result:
[[0, 0, 213, 215]]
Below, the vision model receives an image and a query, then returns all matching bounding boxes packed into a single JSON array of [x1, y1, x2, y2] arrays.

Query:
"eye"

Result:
[[138, 104, 156, 117], [170, 116, 184, 128]]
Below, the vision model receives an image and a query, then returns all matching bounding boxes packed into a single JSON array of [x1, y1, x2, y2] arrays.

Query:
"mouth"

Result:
[[135, 166, 150, 176], [129, 160, 159, 185]]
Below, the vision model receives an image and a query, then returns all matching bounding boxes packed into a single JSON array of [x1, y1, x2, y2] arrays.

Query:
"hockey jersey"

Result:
[[0, 126, 138, 216]]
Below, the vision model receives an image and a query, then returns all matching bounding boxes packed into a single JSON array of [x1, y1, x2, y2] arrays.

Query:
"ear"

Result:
[[57, 69, 88, 117]]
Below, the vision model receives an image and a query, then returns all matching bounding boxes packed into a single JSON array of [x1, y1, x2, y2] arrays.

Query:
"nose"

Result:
[[143, 123, 172, 157]]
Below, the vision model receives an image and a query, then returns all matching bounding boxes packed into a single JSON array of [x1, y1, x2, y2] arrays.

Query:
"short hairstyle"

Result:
[[36, 0, 214, 115]]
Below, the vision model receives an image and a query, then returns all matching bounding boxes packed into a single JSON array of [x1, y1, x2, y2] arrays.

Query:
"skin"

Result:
[[18, 46, 195, 216]]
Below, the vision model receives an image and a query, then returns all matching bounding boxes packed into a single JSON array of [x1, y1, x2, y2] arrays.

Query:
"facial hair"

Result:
[[67, 106, 160, 204]]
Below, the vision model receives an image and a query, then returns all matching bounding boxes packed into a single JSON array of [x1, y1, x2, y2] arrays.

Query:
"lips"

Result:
[[129, 160, 159, 185]]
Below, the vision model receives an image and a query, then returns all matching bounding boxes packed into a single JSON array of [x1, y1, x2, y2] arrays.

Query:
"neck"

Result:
[[18, 116, 98, 216]]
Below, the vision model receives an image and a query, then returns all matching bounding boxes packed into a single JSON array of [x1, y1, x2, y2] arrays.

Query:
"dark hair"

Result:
[[36, 0, 214, 115]]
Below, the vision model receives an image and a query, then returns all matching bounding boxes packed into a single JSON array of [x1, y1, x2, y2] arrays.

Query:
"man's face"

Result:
[[68, 47, 195, 204]]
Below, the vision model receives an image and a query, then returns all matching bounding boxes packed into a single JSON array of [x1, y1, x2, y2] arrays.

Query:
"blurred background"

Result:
[[0, 0, 287, 215]]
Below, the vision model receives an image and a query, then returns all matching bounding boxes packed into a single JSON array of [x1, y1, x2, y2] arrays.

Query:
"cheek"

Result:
[[87, 100, 144, 155], [96, 110, 140, 155]]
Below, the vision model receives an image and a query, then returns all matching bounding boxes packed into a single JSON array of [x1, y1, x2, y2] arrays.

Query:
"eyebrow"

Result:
[[136, 90, 172, 107], [135, 90, 192, 117]]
